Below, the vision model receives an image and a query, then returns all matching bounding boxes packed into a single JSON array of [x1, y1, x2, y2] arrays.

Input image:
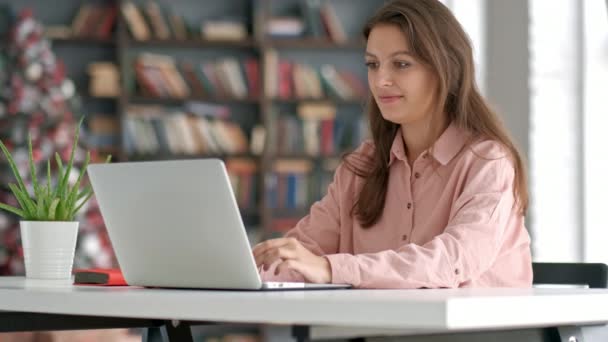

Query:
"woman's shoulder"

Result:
[[458, 136, 516, 177], [466, 136, 511, 160]]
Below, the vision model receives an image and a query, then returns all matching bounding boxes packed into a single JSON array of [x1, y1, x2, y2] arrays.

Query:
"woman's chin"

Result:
[[380, 111, 407, 124]]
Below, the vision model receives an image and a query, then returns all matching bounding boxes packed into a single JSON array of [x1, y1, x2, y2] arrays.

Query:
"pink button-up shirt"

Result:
[[261, 122, 533, 289]]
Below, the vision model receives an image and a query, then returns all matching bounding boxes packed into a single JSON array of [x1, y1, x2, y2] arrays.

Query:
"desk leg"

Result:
[[142, 321, 193, 342], [291, 325, 365, 342], [160, 320, 193, 342], [553, 326, 584, 342], [292, 325, 310, 342], [552, 325, 608, 342]]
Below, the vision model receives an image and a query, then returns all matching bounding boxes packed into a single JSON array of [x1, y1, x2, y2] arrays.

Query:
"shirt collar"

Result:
[[387, 121, 469, 167], [388, 127, 407, 166], [432, 121, 469, 165]]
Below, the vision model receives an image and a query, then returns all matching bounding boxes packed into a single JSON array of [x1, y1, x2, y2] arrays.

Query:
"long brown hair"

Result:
[[347, 0, 528, 228]]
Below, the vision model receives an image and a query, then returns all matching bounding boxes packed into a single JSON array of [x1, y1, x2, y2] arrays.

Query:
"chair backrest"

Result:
[[532, 262, 608, 288]]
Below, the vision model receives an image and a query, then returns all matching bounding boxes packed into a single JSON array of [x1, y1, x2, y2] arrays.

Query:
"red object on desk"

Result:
[[73, 268, 127, 286]]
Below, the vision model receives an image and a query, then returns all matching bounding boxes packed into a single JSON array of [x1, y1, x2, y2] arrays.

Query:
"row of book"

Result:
[[134, 53, 260, 99], [225, 158, 258, 211], [264, 50, 367, 100], [45, 3, 117, 40], [124, 105, 262, 156], [121, 1, 247, 41], [272, 103, 368, 156], [267, 0, 348, 43], [87, 114, 120, 152], [265, 159, 338, 211]]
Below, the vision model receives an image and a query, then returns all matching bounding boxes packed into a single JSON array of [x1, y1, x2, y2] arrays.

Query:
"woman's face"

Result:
[[365, 24, 439, 127]]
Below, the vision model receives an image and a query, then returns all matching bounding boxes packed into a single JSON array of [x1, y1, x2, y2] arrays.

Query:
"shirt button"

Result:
[[407, 203, 412, 209], [402, 234, 408, 241], [414, 172, 421, 179], [455, 268, 460, 275]]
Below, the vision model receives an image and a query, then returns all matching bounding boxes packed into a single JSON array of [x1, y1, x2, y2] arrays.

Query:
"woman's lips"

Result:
[[378, 95, 403, 104]]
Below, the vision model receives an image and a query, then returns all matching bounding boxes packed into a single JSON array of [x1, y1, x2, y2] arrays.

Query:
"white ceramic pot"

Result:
[[20, 221, 79, 280]]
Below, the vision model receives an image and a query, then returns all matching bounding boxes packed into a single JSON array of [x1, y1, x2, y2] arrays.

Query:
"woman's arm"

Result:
[[325, 156, 523, 289]]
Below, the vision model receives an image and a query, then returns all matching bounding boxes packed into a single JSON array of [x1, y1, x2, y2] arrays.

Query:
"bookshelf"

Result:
[[0, 0, 380, 246]]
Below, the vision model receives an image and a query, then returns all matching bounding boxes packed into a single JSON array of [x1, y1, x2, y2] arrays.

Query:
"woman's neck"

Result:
[[401, 116, 449, 166]]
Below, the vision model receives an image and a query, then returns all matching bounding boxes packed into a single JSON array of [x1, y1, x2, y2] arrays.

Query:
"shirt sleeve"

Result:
[[259, 164, 345, 282], [325, 157, 518, 289]]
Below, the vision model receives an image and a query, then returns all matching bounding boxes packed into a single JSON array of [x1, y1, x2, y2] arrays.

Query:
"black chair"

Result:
[[533, 262, 608, 342], [532, 262, 608, 288]]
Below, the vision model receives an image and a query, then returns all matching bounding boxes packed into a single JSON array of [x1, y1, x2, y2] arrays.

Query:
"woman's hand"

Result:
[[252, 238, 332, 284]]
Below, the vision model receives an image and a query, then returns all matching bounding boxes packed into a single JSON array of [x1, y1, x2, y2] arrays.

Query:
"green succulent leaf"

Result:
[[0, 117, 106, 221], [0, 202, 24, 218], [0, 140, 28, 193]]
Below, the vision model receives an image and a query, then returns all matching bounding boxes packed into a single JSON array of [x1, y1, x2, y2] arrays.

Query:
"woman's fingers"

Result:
[[256, 245, 298, 270], [252, 238, 295, 258]]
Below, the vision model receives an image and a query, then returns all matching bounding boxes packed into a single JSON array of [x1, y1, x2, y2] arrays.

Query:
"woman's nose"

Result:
[[375, 68, 393, 87]]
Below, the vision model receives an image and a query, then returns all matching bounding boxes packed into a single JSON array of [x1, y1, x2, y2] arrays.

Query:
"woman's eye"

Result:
[[365, 61, 378, 69], [395, 61, 411, 69]]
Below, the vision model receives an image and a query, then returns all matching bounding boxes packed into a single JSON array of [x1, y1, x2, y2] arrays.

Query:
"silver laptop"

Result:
[[87, 159, 351, 291]]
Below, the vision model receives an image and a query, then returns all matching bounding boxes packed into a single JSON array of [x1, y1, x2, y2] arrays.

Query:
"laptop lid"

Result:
[[87, 159, 263, 290]]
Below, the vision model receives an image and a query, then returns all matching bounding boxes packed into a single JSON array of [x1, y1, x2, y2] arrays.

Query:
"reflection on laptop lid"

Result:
[[88, 159, 350, 291]]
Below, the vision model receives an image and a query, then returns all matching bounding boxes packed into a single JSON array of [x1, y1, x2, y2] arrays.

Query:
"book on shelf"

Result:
[[226, 158, 258, 211], [201, 18, 248, 41], [124, 104, 250, 157], [68, 3, 117, 39], [272, 103, 366, 157], [318, 2, 347, 43], [266, 16, 306, 38], [265, 157, 341, 225], [168, 10, 188, 40], [144, 1, 171, 40], [269, 0, 346, 42], [264, 54, 366, 101], [133, 53, 260, 100], [87, 114, 120, 151], [121, 1, 151, 41], [266, 159, 315, 210], [88, 62, 120, 98], [121, 1, 252, 42]]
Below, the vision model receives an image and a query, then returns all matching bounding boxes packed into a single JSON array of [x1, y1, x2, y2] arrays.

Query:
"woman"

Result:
[[253, 0, 532, 289]]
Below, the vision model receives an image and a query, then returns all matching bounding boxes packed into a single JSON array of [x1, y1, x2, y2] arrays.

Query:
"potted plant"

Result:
[[0, 119, 110, 282]]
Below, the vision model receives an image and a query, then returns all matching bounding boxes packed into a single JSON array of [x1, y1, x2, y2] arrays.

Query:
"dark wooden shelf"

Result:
[[127, 38, 257, 48], [129, 94, 260, 105], [271, 97, 364, 105], [265, 38, 366, 49], [274, 154, 344, 161], [126, 153, 260, 161], [47, 36, 115, 45], [86, 94, 119, 101]]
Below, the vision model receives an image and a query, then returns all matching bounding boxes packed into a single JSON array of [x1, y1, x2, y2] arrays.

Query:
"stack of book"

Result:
[[88, 62, 120, 98]]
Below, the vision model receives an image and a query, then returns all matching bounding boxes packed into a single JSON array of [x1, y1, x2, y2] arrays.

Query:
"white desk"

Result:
[[0, 277, 607, 342]]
